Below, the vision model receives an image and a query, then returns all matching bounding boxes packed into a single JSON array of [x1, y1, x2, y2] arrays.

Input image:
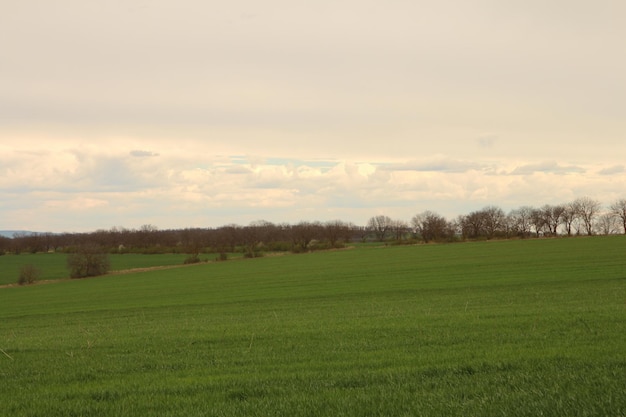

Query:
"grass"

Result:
[[0, 252, 238, 286], [1, 236, 625, 416]]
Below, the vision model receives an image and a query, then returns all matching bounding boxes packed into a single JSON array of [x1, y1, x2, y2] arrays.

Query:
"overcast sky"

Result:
[[2, 0, 625, 232]]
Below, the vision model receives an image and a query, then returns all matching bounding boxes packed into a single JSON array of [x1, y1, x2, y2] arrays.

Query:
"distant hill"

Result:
[[0, 230, 33, 238]]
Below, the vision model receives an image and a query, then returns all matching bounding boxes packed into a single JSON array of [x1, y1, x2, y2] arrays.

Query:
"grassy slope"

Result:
[[0, 253, 195, 285], [1, 237, 625, 416]]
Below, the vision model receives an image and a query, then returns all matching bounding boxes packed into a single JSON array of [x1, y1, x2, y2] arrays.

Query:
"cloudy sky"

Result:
[[2, 0, 625, 232]]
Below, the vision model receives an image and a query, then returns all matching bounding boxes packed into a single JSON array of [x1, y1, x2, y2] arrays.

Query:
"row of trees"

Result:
[[0, 221, 359, 256], [2, 197, 625, 256], [374, 197, 626, 242]]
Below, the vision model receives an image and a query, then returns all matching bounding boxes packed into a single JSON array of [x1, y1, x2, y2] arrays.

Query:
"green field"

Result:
[[1, 237, 625, 416], [0, 253, 235, 286]]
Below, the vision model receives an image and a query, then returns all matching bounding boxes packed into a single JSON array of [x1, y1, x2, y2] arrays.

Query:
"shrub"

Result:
[[18, 264, 40, 285], [67, 244, 110, 278]]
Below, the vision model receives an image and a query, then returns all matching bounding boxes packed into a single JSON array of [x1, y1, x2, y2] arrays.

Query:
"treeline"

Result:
[[0, 221, 359, 257], [1, 197, 625, 256], [377, 197, 626, 242]]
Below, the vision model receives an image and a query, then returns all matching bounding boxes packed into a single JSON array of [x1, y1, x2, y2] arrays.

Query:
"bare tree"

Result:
[[213, 224, 239, 254], [412, 211, 451, 243], [12, 232, 46, 253], [367, 215, 393, 242], [459, 212, 484, 239], [540, 204, 565, 236], [353, 226, 370, 243], [0, 235, 10, 255], [561, 202, 579, 236], [482, 206, 506, 239], [595, 212, 618, 235], [323, 220, 353, 248], [574, 197, 602, 235], [390, 219, 409, 242], [137, 224, 159, 248], [241, 221, 265, 257], [290, 221, 323, 252], [529, 208, 547, 237], [609, 199, 626, 234], [508, 206, 534, 238]]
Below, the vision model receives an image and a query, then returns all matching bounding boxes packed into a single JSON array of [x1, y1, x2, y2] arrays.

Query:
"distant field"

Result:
[[1, 236, 625, 416], [0, 252, 237, 286]]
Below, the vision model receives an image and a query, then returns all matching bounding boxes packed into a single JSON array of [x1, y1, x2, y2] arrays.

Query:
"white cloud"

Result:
[[2, 145, 626, 231]]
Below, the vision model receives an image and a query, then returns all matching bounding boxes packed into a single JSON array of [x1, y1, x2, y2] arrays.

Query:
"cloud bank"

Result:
[[2, 142, 624, 232]]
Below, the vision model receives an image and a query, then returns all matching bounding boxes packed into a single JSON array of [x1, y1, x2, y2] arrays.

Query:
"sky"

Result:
[[1, 0, 625, 232]]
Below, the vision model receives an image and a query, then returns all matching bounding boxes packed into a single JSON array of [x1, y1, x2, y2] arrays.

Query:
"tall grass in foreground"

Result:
[[1, 236, 625, 416]]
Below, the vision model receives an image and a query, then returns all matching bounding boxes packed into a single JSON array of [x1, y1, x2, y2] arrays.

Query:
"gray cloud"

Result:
[[509, 161, 585, 175], [381, 159, 485, 173], [130, 150, 159, 157], [598, 165, 624, 175]]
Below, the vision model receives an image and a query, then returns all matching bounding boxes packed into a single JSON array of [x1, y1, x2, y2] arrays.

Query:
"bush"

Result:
[[67, 244, 110, 278], [18, 264, 40, 285]]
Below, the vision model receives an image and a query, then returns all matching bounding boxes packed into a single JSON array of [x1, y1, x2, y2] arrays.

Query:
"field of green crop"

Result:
[[1, 237, 625, 416], [0, 253, 228, 286]]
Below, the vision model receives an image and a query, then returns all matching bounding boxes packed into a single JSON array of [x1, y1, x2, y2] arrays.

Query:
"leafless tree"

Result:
[[574, 197, 602, 235], [137, 224, 159, 248], [213, 224, 239, 254], [595, 212, 619, 235], [529, 208, 548, 237], [390, 219, 409, 242], [561, 202, 579, 236], [412, 211, 451, 243], [353, 226, 370, 243], [323, 220, 353, 248], [241, 221, 271, 257], [539, 204, 565, 236], [0, 235, 10, 254], [508, 206, 534, 238], [609, 198, 626, 234], [11, 232, 47, 253], [481, 206, 506, 239], [459, 212, 484, 239], [367, 215, 393, 242], [290, 221, 323, 252]]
